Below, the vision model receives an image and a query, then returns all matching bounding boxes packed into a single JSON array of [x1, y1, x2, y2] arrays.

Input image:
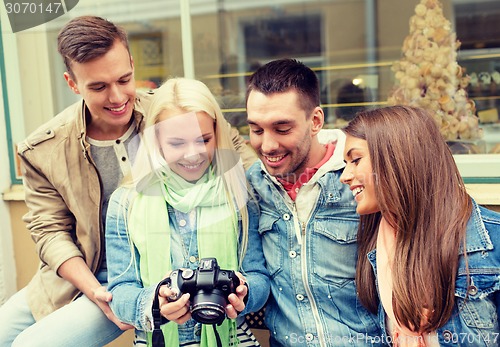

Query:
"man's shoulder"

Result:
[[318, 128, 345, 145], [135, 89, 156, 113], [17, 101, 82, 155]]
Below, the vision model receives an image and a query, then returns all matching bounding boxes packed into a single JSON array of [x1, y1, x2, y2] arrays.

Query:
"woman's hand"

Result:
[[225, 272, 248, 319], [158, 285, 192, 324]]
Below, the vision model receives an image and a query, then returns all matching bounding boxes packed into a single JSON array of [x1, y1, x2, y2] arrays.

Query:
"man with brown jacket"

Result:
[[0, 16, 255, 347]]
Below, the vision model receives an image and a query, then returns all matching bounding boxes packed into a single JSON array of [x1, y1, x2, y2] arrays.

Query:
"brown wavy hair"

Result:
[[344, 105, 472, 332], [57, 16, 130, 79]]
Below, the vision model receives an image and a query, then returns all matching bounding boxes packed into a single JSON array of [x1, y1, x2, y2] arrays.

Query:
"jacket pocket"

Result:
[[321, 280, 381, 337], [455, 273, 499, 331], [311, 218, 358, 286], [257, 211, 283, 278]]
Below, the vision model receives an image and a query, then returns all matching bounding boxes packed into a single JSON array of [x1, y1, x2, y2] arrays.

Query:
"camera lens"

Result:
[[191, 290, 227, 325], [192, 305, 225, 324]]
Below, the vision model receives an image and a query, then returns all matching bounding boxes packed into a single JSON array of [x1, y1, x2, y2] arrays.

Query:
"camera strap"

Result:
[[152, 277, 172, 347], [212, 323, 223, 347]]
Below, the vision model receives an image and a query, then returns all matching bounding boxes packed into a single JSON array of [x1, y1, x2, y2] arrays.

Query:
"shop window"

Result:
[[2, 0, 500, 185], [243, 14, 322, 61]]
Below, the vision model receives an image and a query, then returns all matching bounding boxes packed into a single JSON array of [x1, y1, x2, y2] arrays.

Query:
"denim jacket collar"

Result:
[[463, 200, 494, 253]]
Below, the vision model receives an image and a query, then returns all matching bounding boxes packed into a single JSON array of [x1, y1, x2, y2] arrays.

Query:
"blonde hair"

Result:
[[124, 77, 250, 265]]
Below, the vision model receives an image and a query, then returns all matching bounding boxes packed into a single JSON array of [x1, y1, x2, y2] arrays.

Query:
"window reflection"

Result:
[[3, 0, 500, 184]]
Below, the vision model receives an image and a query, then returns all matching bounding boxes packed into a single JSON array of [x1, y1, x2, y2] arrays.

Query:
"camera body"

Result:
[[167, 257, 239, 325]]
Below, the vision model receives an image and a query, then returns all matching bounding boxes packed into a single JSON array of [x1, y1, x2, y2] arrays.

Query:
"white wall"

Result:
[[0, 81, 17, 303], [0, 3, 20, 302]]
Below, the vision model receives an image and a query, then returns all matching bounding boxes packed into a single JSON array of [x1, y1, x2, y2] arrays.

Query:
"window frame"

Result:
[[1, 0, 500, 186]]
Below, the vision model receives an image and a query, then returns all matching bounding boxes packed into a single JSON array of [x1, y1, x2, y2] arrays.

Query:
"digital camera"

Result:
[[166, 257, 239, 325]]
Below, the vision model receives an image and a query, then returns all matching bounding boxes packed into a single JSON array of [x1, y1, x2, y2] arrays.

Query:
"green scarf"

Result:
[[128, 168, 239, 347]]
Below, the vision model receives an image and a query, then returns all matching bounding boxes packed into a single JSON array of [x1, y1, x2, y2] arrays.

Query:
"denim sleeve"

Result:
[[239, 199, 270, 315], [105, 187, 156, 331], [495, 289, 500, 323]]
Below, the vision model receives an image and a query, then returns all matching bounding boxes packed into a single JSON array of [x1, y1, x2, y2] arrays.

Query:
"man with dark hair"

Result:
[[0, 15, 255, 346], [245, 59, 383, 346]]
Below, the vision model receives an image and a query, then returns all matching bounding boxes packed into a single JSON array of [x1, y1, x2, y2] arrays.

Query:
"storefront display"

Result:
[[388, 0, 483, 144]]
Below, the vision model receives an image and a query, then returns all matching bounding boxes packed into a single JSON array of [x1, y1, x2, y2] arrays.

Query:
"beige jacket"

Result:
[[17, 90, 153, 320], [17, 90, 256, 320]]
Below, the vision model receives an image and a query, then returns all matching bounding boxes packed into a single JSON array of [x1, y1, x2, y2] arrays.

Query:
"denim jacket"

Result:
[[246, 130, 383, 347], [367, 201, 500, 347], [105, 186, 270, 345]]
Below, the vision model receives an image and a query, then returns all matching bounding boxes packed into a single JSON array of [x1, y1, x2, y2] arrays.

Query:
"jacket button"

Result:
[[305, 333, 314, 341], [283, 213, 290, 221], [46, 129, 52, 135], [289, 251, 297, 258], [296, 294, 304, 301], [468, 285, 478, 296]]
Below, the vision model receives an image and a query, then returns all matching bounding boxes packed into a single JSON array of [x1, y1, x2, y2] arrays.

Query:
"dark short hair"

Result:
[[246, 58, 320, 114], [57, 15, 130, 79]]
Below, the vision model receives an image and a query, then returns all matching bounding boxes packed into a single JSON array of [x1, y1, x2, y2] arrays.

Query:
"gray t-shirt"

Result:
[[87, 124, 139, 269]]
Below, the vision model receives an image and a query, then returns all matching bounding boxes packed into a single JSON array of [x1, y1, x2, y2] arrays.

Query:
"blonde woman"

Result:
[[105, 78, 269, 347]]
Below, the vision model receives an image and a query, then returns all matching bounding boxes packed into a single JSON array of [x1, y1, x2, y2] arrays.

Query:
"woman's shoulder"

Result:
[[478, 205, 500, 225], [477, 205, 500, 247], [460, 202, 500, 265], [461, 204, 500, 270], [109, 186, 138, 210], [454, 205, 500, 300]]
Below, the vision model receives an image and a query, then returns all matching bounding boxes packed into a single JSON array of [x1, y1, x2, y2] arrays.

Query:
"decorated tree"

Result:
[[388, 0, 482, 141]]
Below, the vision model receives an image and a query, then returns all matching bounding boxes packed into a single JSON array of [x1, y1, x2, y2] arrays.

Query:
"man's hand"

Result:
[[93, 286, 134, 330], [57, 257, 133, 330]]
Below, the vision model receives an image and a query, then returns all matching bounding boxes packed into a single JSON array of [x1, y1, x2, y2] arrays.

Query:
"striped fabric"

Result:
[[133, 321, 261, 346]]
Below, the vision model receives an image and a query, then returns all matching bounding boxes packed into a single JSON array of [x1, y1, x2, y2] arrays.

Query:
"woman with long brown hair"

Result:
[[340, 105, 500, 346]]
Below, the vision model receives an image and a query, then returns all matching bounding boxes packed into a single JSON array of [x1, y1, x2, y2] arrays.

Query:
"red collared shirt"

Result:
[[277, 143, 336, 201]]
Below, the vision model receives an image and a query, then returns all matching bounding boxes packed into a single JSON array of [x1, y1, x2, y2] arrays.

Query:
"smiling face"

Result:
[[64, 40, 136, 140], [340, 134, 379, 215], [246, 89, 324, 183], [157, 111, 216, 182]]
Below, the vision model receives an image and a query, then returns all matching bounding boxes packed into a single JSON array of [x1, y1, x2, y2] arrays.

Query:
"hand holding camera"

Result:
[[156, 286, 192, 325], [154, 258, 246, 326]]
